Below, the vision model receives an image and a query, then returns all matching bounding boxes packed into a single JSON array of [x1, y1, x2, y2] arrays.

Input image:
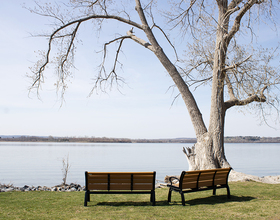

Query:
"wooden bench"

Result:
[[167, 168, 232, 206], [84, 171, 156, 206]]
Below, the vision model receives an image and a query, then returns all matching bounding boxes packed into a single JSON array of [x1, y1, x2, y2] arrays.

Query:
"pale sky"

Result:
[[0, 0, 279, 139]]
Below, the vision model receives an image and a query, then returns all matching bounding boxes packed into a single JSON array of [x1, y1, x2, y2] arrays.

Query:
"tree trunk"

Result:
[[183, 0, 231, 170], [135, 0, 231, 171], [183, 131, 230, 171]]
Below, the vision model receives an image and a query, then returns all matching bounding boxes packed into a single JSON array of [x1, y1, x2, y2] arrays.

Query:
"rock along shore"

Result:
[[0, 182, 165, 192], [228, 170, 280, 184], [0, 183, 84, 193]]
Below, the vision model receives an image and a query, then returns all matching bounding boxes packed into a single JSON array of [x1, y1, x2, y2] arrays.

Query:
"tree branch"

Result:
[[225, 73, 236, 100], [30, 13, 143, 91], [228, 0, 243, 10], [90, 35, 132, 94], [135, 0, 208, 137], [151, 24, 179, 61], [223, 55, 252, 72], [225, 0, 263, 45], [168, 0, 198, 29], [225, 85, 267, 109], [126, 29, 154, 52]]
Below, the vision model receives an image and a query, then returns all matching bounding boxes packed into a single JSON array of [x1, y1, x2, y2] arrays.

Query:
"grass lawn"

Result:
[[0, 181, 280, 219]]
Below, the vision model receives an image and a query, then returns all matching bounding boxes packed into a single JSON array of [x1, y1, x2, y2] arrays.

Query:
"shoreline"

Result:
[[1, 171, 280, 192], [1, 135, 280, 143]]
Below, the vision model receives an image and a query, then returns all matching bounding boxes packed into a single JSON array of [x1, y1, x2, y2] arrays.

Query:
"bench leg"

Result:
[[180, 192, 185, 206], [168, 188, 172, 203], [84, 192, 88, 206], [226, 185, 231, 199], [84, 191, 90, 206], [213, 187, 216, 196], [150, 190, 156, 206]]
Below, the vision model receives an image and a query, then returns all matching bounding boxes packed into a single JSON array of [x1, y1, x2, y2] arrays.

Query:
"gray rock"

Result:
[[0, 183, 83, 192], [5, 188, 14, 192]]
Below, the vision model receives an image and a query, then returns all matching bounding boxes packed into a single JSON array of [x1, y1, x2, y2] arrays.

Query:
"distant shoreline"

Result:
[[0, 135, 280, 143]]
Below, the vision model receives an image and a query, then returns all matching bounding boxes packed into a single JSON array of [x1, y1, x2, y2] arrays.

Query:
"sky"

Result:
[[0, 0, 279, 139]]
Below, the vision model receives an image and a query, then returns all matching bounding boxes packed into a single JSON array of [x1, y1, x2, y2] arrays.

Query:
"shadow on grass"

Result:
[[96, 201, 169, 206], [181, 195, 255, 206], [92, 195, 255, 207]]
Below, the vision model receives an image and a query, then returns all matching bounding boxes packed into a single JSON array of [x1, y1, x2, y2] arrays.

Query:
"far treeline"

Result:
[[0, 136, 280, 143]]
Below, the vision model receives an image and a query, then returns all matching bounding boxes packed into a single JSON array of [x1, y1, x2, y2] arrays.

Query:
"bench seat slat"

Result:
[[215, 174, 229, 178], [133, 174, 154, 178], [88, 184, 108, 190], [199, 173, 215, 180], [110, 174, 131, 179], [183, 175, 200, 181], [182, 182, 197, 189], [182, 176, 200, 183], [87, 178, 108, 183], [110, 179, 131, 183], [214, 179, 227, 185], [110, 184, 131, 190], [88, 177, 107, 181], [133, 184, 154, 190], [183, 173, 200, 177], [87, 174, 108, 178], [198, 180, 213, 188], [133, 179, 154, 183]]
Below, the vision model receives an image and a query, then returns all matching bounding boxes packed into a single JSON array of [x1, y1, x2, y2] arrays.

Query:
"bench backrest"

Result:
[[85, 171, 156, 191], [179, 168, 231, 189]]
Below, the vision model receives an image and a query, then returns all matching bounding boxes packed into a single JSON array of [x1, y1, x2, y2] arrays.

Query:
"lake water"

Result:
[[0, 142, 279, 187]]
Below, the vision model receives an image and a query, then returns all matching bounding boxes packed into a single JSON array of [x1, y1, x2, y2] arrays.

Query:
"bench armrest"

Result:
[[167, 176, 180, 186]]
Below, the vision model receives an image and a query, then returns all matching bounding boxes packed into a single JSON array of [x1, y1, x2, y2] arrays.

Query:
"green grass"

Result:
[[0, 182, 280, 219]]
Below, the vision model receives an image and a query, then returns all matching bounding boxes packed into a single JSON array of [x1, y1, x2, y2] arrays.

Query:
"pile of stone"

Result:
[[0, 183, 85, 192], [228, 170, 280, 184], [1, 182, 164, 192]]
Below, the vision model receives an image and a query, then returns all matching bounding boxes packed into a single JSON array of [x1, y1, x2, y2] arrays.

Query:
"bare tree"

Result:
[[62, 154, 71, 185], [28, 0, 280, 170], [169, 0, 280, 170]]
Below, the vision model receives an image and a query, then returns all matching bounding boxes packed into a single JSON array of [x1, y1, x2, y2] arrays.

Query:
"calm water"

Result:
[[0, 142, 279, 187]]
